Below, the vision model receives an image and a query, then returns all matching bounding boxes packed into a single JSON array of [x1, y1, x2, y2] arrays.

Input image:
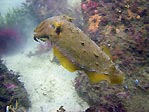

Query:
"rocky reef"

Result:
[[23, 0, 84, 27], [73, 0, 149, 111], [81, 0, 148, 71], [0, 59, 31, 112], [74, 69, 149, 112]]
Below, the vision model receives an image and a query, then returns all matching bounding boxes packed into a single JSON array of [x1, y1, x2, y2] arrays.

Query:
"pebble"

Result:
[[135, 79, 139, 86]]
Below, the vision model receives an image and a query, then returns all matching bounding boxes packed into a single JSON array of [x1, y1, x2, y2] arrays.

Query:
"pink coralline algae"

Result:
[[81, 0, 99, 12], [4, 83, 17, 90], [81, 3, 88, 11]]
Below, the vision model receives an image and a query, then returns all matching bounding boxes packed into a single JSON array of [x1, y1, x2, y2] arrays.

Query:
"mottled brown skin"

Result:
[[34, 16, 123, 78]]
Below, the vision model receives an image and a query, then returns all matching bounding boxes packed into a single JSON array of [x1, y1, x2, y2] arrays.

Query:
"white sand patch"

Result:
[[3, 46, 88, 112]]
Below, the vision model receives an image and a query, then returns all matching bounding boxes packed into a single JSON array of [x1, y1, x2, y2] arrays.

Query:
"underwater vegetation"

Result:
[[24, 0, 70, 20], [0, 7, 36, 56], [0, 59, 31, 112], [23, 0, 85, 28]]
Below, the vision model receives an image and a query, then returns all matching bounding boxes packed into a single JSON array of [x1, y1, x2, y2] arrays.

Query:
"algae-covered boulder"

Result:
[[0, 59, 31, 112], [75, 0, 149, 111]]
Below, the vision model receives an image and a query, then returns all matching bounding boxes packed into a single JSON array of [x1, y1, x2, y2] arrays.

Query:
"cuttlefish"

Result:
[[33, 16, 124, 84]]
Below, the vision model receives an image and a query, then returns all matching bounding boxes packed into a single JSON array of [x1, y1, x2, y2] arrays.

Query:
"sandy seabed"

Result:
[[3, 45, 88, 112]]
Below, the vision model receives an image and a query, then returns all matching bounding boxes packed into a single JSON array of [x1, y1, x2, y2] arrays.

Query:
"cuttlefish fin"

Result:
[[62, 15, 75, 22], [109, 65, 116, 74], [53, 47, 78, 72], [108, 65, 125, 84], [108, 75, 124, 84], [86, 71, 124, 84], [100, 45, 112, 60]]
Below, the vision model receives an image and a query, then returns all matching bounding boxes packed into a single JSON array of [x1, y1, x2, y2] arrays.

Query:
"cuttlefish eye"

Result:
[[50, 21, 63, 35]]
